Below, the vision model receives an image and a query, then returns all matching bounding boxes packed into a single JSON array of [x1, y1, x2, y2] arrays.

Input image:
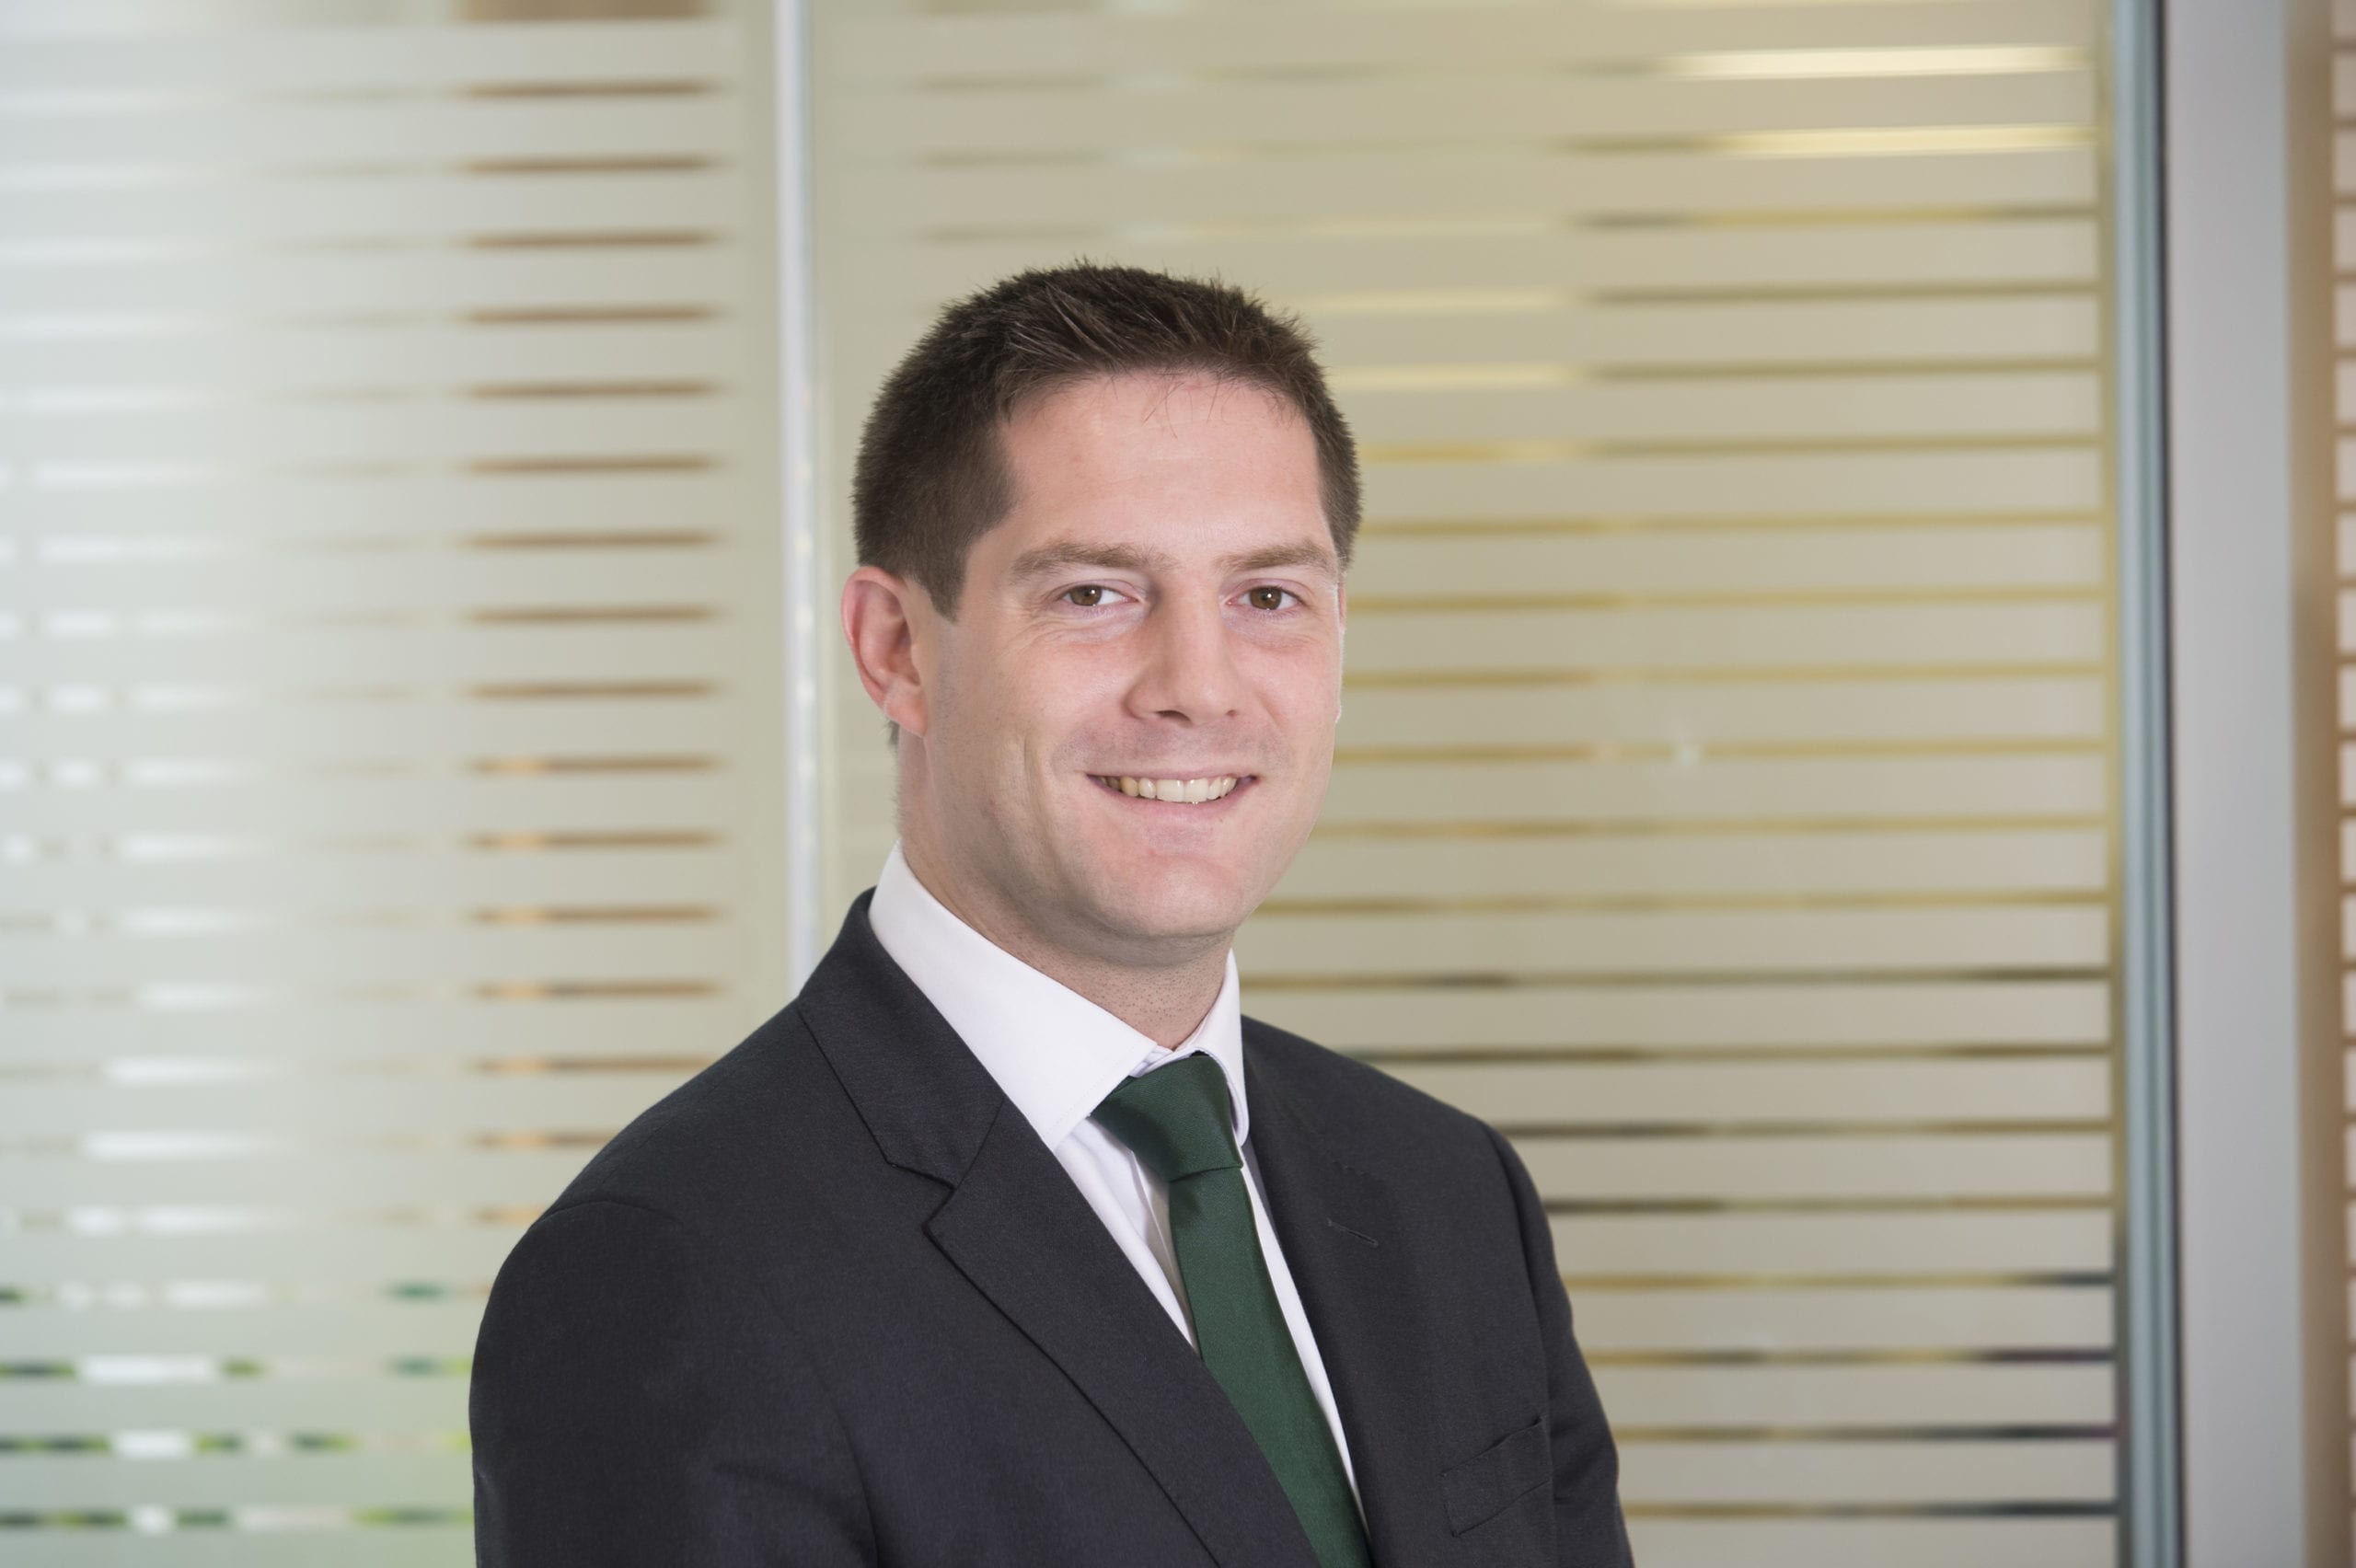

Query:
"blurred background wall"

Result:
[[0, 0, 2344, 1564]]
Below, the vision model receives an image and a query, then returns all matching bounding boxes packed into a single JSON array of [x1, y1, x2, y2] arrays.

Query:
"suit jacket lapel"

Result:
[[1245, 1037, 1453, 1567], [795, 894, 1318, 1568], [927, 1104, 1319, 1568]]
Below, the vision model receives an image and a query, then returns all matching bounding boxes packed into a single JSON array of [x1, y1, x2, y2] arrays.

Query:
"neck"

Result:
[[897, 837, 1230, 1050]]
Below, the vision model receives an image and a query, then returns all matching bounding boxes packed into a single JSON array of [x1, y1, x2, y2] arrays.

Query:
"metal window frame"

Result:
[[2156, 0, 2335, 1561]]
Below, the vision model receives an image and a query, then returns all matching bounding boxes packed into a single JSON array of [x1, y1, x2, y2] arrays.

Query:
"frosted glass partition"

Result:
[[813, 2, 2144, 1563], [0, 4, 785, 1560]]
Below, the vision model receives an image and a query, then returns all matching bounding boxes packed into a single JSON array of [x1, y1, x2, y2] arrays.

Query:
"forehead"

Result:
[[989, 371, 1327, 551]]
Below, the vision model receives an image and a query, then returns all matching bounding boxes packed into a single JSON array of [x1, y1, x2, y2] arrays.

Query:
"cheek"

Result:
[[1254, 646, 1344, 732], [1021, 641, 1128, 727], [978, 645, 1111, 783], [941, 629, 1041, 727]]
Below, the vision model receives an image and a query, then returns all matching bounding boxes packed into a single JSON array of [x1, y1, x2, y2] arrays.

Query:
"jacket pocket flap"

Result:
[[1439, 1416, 1549, 1536]]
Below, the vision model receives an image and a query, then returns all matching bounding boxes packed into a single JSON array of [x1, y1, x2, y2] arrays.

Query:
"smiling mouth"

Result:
[[1089, 774, 1251, 804]]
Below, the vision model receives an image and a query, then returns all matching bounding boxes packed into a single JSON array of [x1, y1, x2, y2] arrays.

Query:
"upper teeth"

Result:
[[1098, 775, 1240, 803]]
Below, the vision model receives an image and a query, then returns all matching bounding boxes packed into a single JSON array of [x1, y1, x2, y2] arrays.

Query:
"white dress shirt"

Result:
[[867, 841, 1360, 1500]]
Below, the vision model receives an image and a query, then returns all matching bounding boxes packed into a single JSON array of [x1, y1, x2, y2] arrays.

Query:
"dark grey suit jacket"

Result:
[[470, 891, 1633, 1566]]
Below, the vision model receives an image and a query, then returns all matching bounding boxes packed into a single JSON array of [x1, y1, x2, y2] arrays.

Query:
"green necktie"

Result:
[[1092, 1055, 1373, 1568]]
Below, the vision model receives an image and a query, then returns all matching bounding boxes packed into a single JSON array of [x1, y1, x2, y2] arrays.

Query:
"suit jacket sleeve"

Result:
[[1483, 1122, 1635, 1567], [470, 1197, 872, 1566]]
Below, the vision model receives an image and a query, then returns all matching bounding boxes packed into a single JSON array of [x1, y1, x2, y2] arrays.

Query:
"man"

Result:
[[470, 264, 1632, 1566]]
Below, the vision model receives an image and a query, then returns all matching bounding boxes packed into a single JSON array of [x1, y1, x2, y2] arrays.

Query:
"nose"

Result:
[[1127, 593, 1244, 724]]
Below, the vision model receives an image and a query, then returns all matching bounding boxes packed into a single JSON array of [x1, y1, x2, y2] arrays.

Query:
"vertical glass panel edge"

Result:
[[2108, 1, 2183, 1562]]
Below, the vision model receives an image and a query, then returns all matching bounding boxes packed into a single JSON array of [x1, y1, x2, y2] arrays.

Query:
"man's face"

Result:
[[902, 371, 1345, 968]]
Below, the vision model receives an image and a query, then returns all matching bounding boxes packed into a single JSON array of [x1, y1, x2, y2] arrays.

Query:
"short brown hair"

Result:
[[851, 262, 1360, 618]]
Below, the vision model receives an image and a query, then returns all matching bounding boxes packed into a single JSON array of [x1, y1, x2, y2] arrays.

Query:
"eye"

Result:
[[1245, 586, 1298, 611], [1061, 583, 1126, 608]]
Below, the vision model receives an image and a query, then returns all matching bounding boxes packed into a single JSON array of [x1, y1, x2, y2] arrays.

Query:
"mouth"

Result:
[[1088, 773, 1254, 806]]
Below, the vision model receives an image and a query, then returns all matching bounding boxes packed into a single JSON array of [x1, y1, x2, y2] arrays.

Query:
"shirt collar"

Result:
[[865, 841, 1250, 1154]]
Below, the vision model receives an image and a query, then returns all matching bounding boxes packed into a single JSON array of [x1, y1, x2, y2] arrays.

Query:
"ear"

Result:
[[841, 566, 933, 739]]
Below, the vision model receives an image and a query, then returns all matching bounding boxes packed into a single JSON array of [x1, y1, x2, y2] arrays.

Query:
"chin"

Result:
[[1087, 871, 1253, 945]]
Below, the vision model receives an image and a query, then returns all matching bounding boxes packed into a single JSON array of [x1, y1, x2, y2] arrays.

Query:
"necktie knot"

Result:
[[1091, 1053, 1242, 1182]]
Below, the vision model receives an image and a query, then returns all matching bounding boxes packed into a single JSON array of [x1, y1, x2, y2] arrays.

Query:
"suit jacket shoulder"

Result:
[[1242, 1010, 1499, 1163], [1240, 1010, 1532, 1264], [543, 999, 860, 1238]]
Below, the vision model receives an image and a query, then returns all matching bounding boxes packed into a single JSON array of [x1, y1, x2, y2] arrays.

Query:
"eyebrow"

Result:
[[1004, 538, 1340, 585]]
